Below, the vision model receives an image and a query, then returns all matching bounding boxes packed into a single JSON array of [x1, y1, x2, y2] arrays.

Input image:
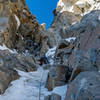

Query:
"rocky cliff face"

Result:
[[0, 0, 44, 94], [0, 0, 100, 100], [0, 0, 45, 57], [46, 0, 100, 47]]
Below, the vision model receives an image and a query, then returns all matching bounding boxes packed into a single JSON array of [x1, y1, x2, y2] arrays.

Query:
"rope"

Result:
[[39, 68, 44, 100]]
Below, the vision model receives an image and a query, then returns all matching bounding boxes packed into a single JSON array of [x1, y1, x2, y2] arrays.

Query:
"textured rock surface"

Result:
[[44, 93, 61, 100], [46, 64, 72, 91], [45, 0, 100, 49], [0, 50, 36, 72], [66, 71, 100, 100], [0, 0, 40, 94], [46, 11, 81, 47], [0, 0, 45, 58], [56, 0, 100, 15], [0, 67, 19, 94]]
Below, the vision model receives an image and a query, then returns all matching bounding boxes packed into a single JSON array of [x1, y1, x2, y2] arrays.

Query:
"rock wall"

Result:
[[0, 0, 43, 94], [0, 0, 45, 57], [46, 0, 100, 48]]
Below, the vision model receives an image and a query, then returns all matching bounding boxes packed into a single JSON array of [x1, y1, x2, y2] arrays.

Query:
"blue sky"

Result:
[[25, 0, 58, 29]]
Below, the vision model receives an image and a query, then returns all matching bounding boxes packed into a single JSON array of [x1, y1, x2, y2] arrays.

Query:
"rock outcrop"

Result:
[[0, 50, 36, 71], [0, 0, 41, 94], [45, 0, 100, 48], [0, 67, 19, 94], [66, 71, 100, 100], [46, 64, 72, 91], [44, 93, 61, 100], [0, 0, 45, 58]]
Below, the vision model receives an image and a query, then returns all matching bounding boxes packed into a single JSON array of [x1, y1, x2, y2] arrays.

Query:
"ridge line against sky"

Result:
[[25, 0, 58, 30]]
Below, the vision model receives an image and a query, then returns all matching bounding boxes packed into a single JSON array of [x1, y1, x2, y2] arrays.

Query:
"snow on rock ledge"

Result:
[[14, 15, 20, 30], [65, 37, 76, 42], [56, 0, 100, 15], [46, 47, 57, 65], [0, 44, 17, 54], [57, 0, 74, 13]]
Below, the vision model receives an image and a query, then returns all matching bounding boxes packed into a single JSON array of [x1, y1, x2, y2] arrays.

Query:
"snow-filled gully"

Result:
[[0, 46, 67, 100], [0, 67, 67, 100]]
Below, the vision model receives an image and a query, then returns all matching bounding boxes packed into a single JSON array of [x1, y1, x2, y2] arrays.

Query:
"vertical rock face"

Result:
[[0, 0, 44, 56], [66, 72, 100, 100], [46, 0, 100, 48], [0, 0, 42, 94]]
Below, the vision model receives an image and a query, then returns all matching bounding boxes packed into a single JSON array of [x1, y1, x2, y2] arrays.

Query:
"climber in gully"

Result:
[[39, 54, 49, 66]]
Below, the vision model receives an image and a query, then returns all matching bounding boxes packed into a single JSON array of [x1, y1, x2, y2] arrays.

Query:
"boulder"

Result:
[[54, 39, 76, 65], [0, 50, 37, 72], [44, 93, 61, 100], [66, 71, 100, 100], [0, 67, 19, 94], [56, 0, 100, 15], [46, 64, 72, 91]]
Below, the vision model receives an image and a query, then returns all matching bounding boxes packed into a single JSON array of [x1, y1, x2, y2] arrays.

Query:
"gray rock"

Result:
[[0, 67, 19, 94], [46, 11, 81, 47], [66, 71, 100, 100], [54, 39, 75, 65], [0, 50, 37, 72]]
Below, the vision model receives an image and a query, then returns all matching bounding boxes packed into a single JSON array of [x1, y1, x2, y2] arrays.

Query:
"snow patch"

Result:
[[98, 16, 100, 21], [0, 65, 67, 100], [65, 37, 76, 42], [72, 21, 77, 25], [41, 85, 67, 100], [46, 47, 57, 65], [23, 9, 27, 13], [57, 0, 74, 13], [52, 85, 67, 100], [57, 0, 64, 7], [0, 68, 49, 100], [41, 23, 46, 26], [0, 44, 17, 54], [14, 15, 20, 30], [76, 1, 86, 6]]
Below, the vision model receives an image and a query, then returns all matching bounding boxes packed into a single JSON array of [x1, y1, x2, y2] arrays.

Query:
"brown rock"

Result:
[[0, 0, 43, 56], [46, 64, 72, 91], [44, 93, 61, 100], [40, 23, 46, 32]]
